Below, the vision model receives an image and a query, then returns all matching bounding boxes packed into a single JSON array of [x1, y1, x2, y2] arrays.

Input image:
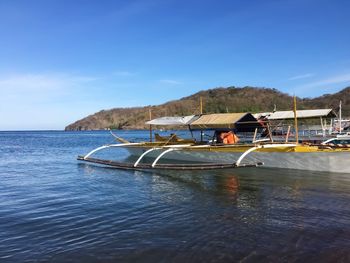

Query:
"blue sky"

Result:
[[1, 0, 350, 130]]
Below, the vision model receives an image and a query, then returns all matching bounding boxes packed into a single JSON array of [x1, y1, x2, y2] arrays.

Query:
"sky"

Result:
[[0, 0, 350, 130]]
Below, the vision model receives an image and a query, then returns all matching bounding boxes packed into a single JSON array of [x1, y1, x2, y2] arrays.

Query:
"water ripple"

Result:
[[0, 131, 349, 262]]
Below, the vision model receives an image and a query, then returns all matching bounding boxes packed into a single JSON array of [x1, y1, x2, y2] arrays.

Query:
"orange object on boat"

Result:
[[221, 131, 239, 144]]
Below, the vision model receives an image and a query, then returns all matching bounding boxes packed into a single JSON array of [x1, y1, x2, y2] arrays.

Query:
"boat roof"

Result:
[[254, 109, 336, 120], [145, 115, 199, 126], [189, 112, 258, 130], [146, 112, 259, 131]]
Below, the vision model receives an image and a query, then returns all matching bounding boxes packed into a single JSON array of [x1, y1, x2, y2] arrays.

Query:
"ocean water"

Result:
[[0, 130, 349, 262]]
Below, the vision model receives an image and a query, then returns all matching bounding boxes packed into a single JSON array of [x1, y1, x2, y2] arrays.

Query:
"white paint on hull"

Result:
[[125, 146, 350, 173]]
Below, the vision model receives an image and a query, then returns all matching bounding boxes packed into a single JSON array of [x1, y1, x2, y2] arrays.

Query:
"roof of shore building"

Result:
[[254, 109, 336, 120]]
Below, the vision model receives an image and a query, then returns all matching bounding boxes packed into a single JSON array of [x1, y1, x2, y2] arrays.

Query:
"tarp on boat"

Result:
[[259, 109, 337, 120], [146, 115, 199, 126], [189, 113, 259, 131]]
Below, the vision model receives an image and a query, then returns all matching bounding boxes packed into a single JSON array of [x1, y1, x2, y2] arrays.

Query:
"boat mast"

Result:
[[293, 96, 299, 143], [339, 100, 342, 134], [149, 108, 153, 142], [200, 96, 204, 142]]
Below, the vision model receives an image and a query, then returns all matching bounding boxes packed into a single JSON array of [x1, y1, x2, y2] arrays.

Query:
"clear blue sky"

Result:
[[1, 0, 350, 130]]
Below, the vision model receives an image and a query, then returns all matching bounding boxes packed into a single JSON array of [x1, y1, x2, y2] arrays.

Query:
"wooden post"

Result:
[[253, 128, 258, 142], [189, 125, 194, 139], [293, 96, 299, 143], [285, 125, 291, 142], [320, 116, 325, 137], [149, 108, 152, 142], [266, 123, 274, 142], [339, 100, 342, 134], [200, 96, 204, 141]]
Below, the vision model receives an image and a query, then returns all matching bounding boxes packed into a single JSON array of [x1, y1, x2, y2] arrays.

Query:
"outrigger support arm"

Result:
[[83, 143, 142, 160], [236, 143, 297, 167], [236, 146, 262, 166], [151, 148, 177, 168], [134, 147, 161, 167]]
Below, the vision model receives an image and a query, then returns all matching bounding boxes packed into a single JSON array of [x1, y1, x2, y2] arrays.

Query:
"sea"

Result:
[[0, 130, 349, 262]]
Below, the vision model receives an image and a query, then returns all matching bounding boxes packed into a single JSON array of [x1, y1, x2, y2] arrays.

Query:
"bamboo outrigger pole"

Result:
[[293, 96, 299, 143]]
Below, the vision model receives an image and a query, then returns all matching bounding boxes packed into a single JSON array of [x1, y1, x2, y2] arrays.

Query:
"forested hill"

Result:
[[65, 86, 350, 130]]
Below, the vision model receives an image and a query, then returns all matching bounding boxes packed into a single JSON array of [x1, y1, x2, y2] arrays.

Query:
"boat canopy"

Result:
[[146, 115, 199, 126], [254, 109, 337, 120], [189, 113, 259, 131]]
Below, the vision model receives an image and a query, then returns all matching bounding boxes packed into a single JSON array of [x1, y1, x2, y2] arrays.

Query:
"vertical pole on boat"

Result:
[[293, 96, 299, 143], [339, 100, 342, 134], [253, 128, 258, 142], [200, 96, 204, 142], [149, 108, 152, 142], [285, 125, 291, 142], [266, 123, 274, 142], [189, 125, 194, 139], [330, 118, 333, 134], [320, 117, 325, 137]]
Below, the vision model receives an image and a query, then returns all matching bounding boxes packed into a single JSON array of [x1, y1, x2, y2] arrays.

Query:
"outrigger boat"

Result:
[[78, 110, 350, 173]]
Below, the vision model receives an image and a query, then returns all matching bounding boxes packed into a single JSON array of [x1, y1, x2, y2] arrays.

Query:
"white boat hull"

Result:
[[125, 146, 350, 174]]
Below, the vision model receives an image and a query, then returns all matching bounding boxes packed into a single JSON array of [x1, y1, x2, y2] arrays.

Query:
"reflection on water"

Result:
[[0, 131, 349, 262]]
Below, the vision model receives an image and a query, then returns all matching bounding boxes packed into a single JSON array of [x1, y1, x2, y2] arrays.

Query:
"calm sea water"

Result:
[[0, 130, 349, 262]]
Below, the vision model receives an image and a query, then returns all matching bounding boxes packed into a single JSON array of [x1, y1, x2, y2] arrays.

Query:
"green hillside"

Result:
[[65, 86, 350, 130]]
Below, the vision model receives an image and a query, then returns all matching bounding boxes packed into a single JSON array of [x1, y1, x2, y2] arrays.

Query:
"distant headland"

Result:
[[65, 86, 350, 131]]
